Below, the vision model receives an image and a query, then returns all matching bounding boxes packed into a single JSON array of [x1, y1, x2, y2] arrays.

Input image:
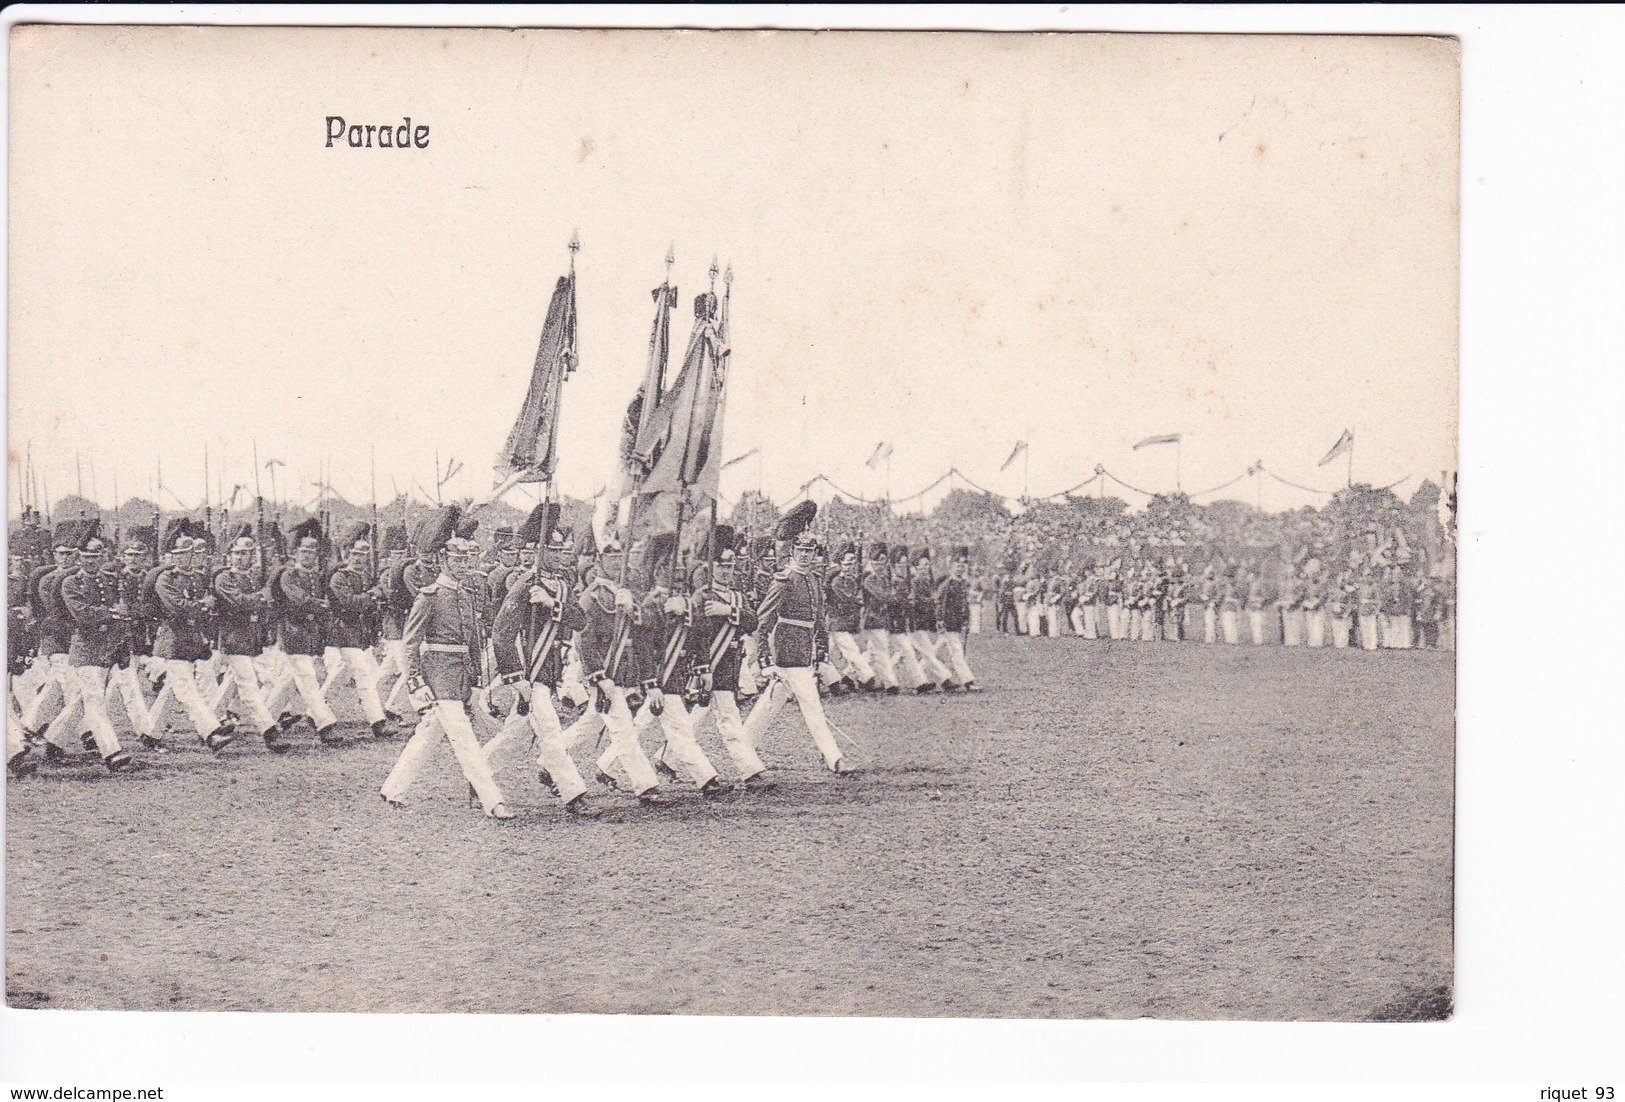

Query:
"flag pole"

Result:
[[1347, 434, 1354, 489], [1023, 446, 1030, 501], [1176, 438, 1183, 493]]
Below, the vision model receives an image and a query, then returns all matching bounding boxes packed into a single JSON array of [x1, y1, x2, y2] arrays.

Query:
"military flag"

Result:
[[1132, 433, 1182, 450], [495, 265, 578, 487]]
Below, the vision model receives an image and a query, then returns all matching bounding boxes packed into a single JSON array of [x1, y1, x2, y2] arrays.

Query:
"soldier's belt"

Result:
[[777, 617, 816, 629], [421, 643, 469, 654]]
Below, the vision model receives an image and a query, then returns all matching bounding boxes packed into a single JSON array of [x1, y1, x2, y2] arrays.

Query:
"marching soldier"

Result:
[[20, 527, 83, 742], [482, 505, 595, 814], [105, 534, 156, 742], [887, 545, 933, 692], [688, 525, 769, 782], [858, 540, 903, 692], [1303, 563, 1327, 648], [909, 549, 957, 687], [933, 549, 980, 690], [325, 522, 392, 738], [624, 532, 726, 795], [266, 519, 341, 744], [54, 528, 135, 772], [142, 523, 234, 751], [213, 526, 286, 750], [373, 523, 412, 720], [379, 506, 515, 819], [825, 542, 877, 692], [742, 502, 853, 774], [558, 528, 663, 802], [380, 524, 436, 722], [1245, 564, 1271, 646]]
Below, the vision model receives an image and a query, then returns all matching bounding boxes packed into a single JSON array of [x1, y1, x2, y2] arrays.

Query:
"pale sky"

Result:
[[8, 28, 1458, 517]]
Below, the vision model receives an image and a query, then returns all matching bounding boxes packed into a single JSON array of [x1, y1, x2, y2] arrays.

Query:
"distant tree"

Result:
[[730, 489, 779, 535]]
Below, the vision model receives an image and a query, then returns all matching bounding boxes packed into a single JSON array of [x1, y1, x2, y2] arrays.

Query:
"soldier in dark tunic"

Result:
[[688, 524, 767, 782], [742, 503, 853, 774], [54, 531, 134, 771], [325, 522, 391, 737], [265, 519, 340, 742], [142, 525, 233, 751], [481, 505, 595, 813]]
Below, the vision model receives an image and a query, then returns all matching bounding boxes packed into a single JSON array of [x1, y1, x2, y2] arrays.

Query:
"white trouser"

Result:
[[103, 662, 150, 737], [562, 682, 659, 795], [1203, 607, 1218, 644], [379, 639, 413, 717], [481, 683, 589, 805], [1083, 604, 1100, 640], [968, 604, 981, 634], [742, 666, 844, 770], [890, 633, 929, 688], [1332, 615, 1352, 649], [47, 666, 123, 758], [1046, 607, 1063, 638], [1382, 614, 1413, 649], [1108, 604, 1126, 640], [641, 692, 718, 788], [1359, 615, 1379, 651], [1282, 609, 1303, 647], [738, 636, 762, 698], [21, 653, 75, 734], [829, 632, 876, 686], [1248, 611, 1267, 645], [691, 689, 766, 780], [1139, 610, 1156, 642], [13, 657, 50, 704], [1221, 609, 1240, 644], [1166, 610, 1183, 642], [323, 646, 387, 724], [559, 644, 589, 706], [268, 653, 339, 730], [859, 629, 901, 688], [143, 659, 221, 740], [909, 631, 954, 684], [381, 700, 505, 813], [222, 653, 277, 733], [937, 631, 976, 686], [7, 691, 26, 761], [1069, 606, 1086, 636], [1306, 610, 1327, 648]]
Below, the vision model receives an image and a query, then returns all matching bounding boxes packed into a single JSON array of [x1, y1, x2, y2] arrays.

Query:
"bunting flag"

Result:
[[866, 442, 894, 469], [1318, 429, 1354, 467], [1000, 440, 1028, 471], [495, 271, 578, 485], [1132, 433, 1181, 450]]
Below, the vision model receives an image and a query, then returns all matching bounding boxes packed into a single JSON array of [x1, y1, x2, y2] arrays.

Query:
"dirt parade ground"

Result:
[[4, 636, 1453, 1019]]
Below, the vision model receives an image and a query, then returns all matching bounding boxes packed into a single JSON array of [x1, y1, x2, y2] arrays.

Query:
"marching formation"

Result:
[[5, 499, 981, 817], [987, 553, 1453, 649]]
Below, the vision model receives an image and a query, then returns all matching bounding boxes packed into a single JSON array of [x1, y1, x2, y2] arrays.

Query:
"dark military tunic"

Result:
[[491, 567, 584, 689], [688, 582, 758, 693], [152, 565, 214, 662], [757, 566, 827, 669], [272, 563, 327, 656], [402, 573, 484, 703], [327, 565, 381, 649]]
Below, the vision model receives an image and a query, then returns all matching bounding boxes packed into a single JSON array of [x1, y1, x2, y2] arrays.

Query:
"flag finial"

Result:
[[665, 244, 675, 279], [709, 255, 719, 290]]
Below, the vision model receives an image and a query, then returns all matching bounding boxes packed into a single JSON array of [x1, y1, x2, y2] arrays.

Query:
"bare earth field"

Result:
[[5, 636, 1453, 1019]]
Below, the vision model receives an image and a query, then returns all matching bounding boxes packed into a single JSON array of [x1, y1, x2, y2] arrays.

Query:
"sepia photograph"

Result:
[[5, 24, 1459, 1025]]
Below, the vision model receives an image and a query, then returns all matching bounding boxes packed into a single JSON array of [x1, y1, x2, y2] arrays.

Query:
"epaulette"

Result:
[[772, 567, 793, 582], [416, 581, 443, 595]]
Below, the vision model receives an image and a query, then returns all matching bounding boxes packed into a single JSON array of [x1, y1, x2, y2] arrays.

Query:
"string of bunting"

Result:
[[746, 461, 1412, 512]]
